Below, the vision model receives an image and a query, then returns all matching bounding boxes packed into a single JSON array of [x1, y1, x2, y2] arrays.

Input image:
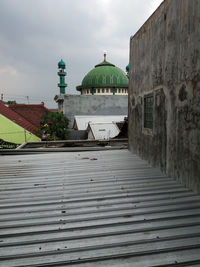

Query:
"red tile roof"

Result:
[[0, 101, 38, 135], [8, 103, 49, 128]]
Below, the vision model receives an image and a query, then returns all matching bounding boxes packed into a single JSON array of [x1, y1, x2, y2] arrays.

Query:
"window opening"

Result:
[[144, 94, 153, 129]]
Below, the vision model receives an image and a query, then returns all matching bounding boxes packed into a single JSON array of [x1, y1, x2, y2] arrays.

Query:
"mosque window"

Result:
[[102, 88, 105, 93], [119, 89, 121, 93], [144, 94, 153, 129], [98, 89, 100, 93], [94, 89, 96, 94], [106, 88, 109, 93], [87, 89, 89, 94]]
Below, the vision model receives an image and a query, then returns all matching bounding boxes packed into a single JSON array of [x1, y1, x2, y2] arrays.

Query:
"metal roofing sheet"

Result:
[[0, 149, 200, 266], [74, 115, 126, 130], [88, 123, 120, 140]]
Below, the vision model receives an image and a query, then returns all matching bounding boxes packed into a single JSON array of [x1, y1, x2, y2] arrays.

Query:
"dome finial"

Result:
[[103, 50, 107, 61]]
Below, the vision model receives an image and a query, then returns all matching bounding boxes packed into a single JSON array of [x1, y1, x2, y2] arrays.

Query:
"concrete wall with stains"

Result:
[[128, 0, 200, 192], [55, 94, 128, 128]]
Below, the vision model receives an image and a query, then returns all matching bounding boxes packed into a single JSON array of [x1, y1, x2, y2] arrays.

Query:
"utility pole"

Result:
[[24, 130, 27, 142], [26, 96, 29, 104]]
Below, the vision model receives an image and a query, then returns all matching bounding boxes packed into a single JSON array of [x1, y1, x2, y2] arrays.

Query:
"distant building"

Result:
[[8, 103, 49, 129], [128, 0, 200, 193], [55, 54, 128, 128], [0, 101, 40, 145]]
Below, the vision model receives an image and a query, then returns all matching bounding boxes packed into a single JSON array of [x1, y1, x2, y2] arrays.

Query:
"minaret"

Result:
[[57, 59, 67, 94], [126, 63, 129, 79]]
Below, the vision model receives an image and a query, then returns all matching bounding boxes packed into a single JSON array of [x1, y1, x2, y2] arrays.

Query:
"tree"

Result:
[[39, 112, 69, 141], [7, 100, 17, 104]]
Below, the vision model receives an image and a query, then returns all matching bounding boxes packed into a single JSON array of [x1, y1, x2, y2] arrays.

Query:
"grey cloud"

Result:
[[0, 0, 162, 107]]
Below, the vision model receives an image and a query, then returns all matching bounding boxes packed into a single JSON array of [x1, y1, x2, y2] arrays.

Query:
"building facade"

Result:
[[0, 114, 40, 144], [55, 94, 128, 128], [0, 101, 41, 145], [128, 0, 200, 193]]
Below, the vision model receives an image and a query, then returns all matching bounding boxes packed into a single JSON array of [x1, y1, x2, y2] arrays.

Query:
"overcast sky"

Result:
[[0, 0, 163, 108]]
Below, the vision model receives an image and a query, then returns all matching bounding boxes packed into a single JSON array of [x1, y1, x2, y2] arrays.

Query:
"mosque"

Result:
[[76, 52, 128, 96], [55, 53, 129, 128]]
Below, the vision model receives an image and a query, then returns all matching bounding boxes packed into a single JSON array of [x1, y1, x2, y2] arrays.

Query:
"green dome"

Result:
[[58, 59, 66, 69], [77, 60, 128, 91]]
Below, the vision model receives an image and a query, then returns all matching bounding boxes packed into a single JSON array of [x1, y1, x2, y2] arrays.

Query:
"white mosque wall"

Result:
[[82, 88, 128, 95], [56, 94, 128, 128]]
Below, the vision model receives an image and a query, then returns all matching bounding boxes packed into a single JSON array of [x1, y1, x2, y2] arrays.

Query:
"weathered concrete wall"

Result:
[[56, 95, 128, 127], [129, 0, 200, 192]]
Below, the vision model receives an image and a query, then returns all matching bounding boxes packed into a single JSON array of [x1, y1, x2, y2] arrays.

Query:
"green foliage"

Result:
[[7, 100, 17, 104], [0, 138, 18, 149], [39, 112, 69, 141]]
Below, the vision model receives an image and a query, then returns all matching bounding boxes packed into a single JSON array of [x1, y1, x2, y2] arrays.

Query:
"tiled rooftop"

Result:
[[0, 101, 37, 135], [9, 103, 49, 128], [0, 149, 200, 266]]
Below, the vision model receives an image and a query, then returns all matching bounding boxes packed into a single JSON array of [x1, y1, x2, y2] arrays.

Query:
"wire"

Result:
[[0, 93, 55, 103]]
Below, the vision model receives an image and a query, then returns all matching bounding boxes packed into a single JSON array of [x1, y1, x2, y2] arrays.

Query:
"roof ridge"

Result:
[[95, 60, 115, 68], [9, 103, 50, 110]]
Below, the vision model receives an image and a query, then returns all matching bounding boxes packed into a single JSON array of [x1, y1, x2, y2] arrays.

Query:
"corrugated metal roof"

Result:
[[88, 123, 120, 140], [73, 115, 126, 130], [0, 149, 200, 266]]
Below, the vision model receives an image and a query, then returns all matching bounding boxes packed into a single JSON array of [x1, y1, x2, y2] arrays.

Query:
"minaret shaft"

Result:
[[57, 59, 67, 94]]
